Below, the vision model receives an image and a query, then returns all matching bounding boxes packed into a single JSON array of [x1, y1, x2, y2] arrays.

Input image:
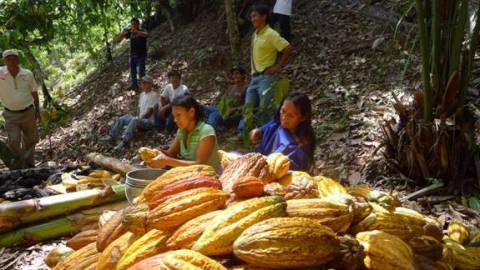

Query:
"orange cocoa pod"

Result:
[[232, 176, 264, 199], [66, 229, 97, 250], [148, 177, 222, 209]]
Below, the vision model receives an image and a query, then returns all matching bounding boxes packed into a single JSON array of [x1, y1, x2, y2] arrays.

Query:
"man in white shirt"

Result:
[[272, 0, 292, 41], [153, 70, 189, 133], [0, 49, 40, 168], [110, 75, 157, 151]]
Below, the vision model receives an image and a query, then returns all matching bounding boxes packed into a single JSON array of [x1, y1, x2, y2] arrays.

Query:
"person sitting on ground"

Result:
[[110, 76, 157, 151], [153, 70, 189, 133], [146, 94, 220, 171], [203, 64, 248, 131], [249, 92, 315, 171]]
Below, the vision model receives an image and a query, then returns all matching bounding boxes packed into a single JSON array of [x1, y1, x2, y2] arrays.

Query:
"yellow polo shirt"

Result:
[[0, 66, 37, 111], [251, 25, 290, 74]]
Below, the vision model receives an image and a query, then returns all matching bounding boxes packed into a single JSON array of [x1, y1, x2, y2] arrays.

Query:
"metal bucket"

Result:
[[125, 169, 166, 204]]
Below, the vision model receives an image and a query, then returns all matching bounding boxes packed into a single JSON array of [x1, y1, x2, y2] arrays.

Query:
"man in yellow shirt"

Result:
[[241, 3, 293, 140], [0, 50, 40, 168]]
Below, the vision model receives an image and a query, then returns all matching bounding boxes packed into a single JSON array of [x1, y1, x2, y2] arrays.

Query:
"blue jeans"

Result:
[[130, 57, 146, 88], [111, 115, 153, 143], [203, 106, 242, 131], [153, 104, 176, 133], [203, 106, 223, 131], [239, 74, 277, 134]]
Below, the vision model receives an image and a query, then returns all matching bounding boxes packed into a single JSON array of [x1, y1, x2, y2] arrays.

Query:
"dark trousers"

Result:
[[270, 13, 291, 41], [153, 104, 176, 133], [129, 56, 146, 88]]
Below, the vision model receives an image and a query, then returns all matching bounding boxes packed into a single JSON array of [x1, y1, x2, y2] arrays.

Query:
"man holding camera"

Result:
[[122, 17, 149, 90]]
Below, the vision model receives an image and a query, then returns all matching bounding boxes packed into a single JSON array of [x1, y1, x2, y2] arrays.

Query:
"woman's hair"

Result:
[[276, 92, 316, 160], [171, 94, 204, 122]]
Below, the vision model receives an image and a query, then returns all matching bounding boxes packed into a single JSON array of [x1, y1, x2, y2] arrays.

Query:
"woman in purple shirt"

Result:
[[249, 92, 316, 171]]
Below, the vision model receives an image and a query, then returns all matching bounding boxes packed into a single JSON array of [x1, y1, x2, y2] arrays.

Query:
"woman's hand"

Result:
[[249, 128, 262, 144], [146, 151, 169, 168]]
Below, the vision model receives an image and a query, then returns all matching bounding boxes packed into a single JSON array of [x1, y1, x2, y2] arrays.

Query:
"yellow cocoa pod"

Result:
[[356, 230, 414, 270], [447, 220, 470, 245], [88, 169, 112, 179], [192, 196, 286, 255], [315, 176, 347, 198], [138, 165, 217, 202], [53, 242, 98, 270], [166, 210, 223, 250], [44, 246, 74, 268], [233, 217, 340, 268], [286, 197, 353, 233], [350, 204, 425, 242], [96, 232, 138, 270], [218, 150, 241, 170], [129, 249, 227, 270], [146, 187, 229, 231], [116, 229, 170, 270], [266, 152, 290, 179], [138, 147, 160, 162], [444, 239, 480, 270], [278, 171, 312, 186]]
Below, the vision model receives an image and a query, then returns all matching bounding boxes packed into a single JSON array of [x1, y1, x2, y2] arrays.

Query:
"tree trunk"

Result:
[[104, 29, 113, 62], [224, 0, 241, 63], [86, 152, 139, 175], [156, 0, 175, 32], [22, 46, 54, 108]]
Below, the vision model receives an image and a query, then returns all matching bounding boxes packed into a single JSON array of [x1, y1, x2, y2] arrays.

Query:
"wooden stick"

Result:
[[86, 152, 138, 176], [401, 181, 444, 202]]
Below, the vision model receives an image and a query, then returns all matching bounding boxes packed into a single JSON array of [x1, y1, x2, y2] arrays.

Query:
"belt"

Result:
[[252, 71, 264, 77], [5, 104, 33, 113]]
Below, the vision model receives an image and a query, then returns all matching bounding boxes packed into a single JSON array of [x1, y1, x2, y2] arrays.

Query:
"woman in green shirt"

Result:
[[146, 95, 220, 171]]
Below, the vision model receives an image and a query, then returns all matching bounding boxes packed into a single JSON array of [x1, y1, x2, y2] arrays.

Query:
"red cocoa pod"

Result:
[[148, 177, 222, 209], [232, 176, 264, 199]]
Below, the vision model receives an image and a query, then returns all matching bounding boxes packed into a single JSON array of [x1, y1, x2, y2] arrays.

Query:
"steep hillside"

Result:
[[35, 0, 413, 188]]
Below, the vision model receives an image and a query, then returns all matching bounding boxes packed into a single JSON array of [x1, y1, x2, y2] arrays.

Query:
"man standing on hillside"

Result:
[[0, 49, 40, 168], [122, 17, 149, 90], [241, 4, 293, 140]]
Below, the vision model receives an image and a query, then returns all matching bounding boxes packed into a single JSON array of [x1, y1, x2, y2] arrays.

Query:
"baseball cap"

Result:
[[2, 49, 19, 58]]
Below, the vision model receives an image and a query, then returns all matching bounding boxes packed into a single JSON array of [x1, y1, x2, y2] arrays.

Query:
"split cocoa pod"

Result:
[[266, 152, 290, 179]]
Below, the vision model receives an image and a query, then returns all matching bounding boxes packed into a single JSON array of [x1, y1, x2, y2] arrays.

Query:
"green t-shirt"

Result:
[[177, 121, 220, 172]]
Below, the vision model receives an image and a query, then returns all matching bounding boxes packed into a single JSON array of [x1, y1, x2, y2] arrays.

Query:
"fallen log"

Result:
[[86, 152, 138, 176], [0, 201, 127, 247], [0, 185, 126, 233]]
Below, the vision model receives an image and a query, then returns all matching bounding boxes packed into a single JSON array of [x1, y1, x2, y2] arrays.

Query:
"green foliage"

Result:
[[0, 0, 154, 105]]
